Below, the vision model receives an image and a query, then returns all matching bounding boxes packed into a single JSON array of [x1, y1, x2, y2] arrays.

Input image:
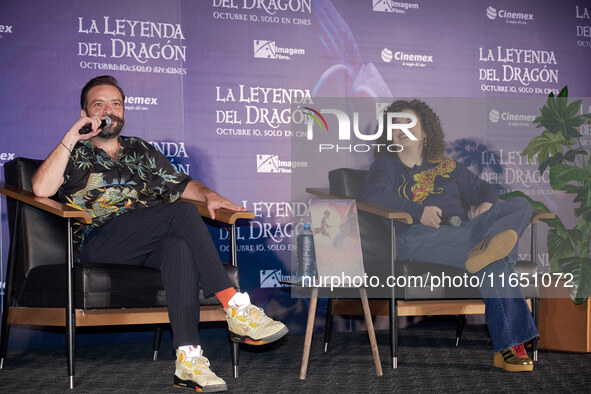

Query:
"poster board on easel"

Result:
[[309, 199, 365, 283]]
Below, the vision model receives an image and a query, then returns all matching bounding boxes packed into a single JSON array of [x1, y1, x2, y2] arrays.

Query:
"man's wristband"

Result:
[[60, 141, 72, 153]]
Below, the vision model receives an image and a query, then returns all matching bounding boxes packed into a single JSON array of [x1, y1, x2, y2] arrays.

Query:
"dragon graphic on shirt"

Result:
[[64, 173, 142, 219], [398, 157, 456, 203]]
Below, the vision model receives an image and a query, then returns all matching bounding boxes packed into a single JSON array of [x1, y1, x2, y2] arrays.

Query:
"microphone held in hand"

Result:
[[79, 116, 111, 134], [440, 215, 462, 227]]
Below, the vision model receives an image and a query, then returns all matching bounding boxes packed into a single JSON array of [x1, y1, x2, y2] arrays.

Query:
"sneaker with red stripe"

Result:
[[493, 343, 533, 372]]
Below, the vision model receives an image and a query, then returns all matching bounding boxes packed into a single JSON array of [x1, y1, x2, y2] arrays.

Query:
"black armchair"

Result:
[[0, 157, 254, 388], [307, 167, 554, 368]]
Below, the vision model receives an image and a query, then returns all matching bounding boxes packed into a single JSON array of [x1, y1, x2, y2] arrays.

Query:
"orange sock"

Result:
[[215, 287, 237, 309]]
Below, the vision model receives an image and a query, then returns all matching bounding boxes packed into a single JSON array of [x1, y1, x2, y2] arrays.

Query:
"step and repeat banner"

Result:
[[1, 0, 590, 347]]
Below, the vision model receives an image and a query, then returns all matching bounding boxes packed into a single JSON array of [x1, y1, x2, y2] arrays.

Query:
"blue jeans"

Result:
[[396, 198, 539, 352]]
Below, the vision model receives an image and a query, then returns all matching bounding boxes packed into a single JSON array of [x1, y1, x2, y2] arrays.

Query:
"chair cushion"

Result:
[[328, 168, 368, 199], [18, 262, 239, 309]]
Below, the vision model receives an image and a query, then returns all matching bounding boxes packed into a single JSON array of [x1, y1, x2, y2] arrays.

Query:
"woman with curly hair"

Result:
[[363, 99, 538, 372]]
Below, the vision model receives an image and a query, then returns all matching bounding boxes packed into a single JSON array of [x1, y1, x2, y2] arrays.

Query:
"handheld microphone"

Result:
[[79, 116, 111, 134], [441, 215, 462, 227]]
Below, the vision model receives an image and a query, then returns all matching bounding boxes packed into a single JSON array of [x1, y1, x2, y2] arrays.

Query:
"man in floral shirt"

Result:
[[32, 75, 287, 392]]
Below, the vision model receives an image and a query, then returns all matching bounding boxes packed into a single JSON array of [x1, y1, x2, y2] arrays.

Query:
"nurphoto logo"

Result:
[[302, 105, 417, 153]]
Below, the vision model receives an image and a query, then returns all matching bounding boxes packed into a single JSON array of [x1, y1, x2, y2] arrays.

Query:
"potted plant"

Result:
[[503, 87, 591, 351]]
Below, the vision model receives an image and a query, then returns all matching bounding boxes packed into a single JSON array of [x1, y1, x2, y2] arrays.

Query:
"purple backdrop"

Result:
[[1, 0, 590, 348]]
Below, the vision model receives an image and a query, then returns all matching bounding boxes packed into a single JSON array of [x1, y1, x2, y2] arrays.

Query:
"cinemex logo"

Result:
[[0, 152, 16, 163], [486, 6, 533, 24], [125, 96, 158, 105], [253, 40, 305, 60], [257, 154, 307, 174], [125, 96, 159, 111], [373, 0, 419, 14], [260, 269, 291, 288], [381, 48, 433, 68], [0, 24, 13, 35], [489, 109, 537, 125]]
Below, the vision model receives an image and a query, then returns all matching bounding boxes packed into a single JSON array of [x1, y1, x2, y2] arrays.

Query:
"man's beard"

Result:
[[98, 115, 125, 139]]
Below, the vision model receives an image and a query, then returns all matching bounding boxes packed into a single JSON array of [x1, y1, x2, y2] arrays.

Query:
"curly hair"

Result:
[[374, 99, 446, 161]]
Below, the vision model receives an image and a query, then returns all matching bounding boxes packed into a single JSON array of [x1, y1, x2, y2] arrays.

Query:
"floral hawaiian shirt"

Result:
[[59, 136, 191, 250]]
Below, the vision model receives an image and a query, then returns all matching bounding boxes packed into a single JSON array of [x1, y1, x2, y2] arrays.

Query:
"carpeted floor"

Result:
[[1, 322, 590, 393]]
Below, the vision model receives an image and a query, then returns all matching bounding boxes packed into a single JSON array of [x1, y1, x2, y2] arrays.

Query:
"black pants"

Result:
[[80, 202, 234, 348]]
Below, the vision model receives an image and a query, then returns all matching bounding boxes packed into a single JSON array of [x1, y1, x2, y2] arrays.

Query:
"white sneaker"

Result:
[[225, 292, 289, 345], [174, 347, 227, 392]]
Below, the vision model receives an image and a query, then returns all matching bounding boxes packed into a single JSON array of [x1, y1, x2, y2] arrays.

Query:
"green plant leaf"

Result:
[[564, 148, 589, 163], [559, 256, 591, 303], [566, 100, 582, 117], [564, 184, 590, 204], [548, 228, 580, 271], [564, 124, 583, 140], [564, 149, 576, 163], [557, 86, 568, 97], [540, 99, 565, 135], [575, 206, 591, 218], [540, 152, 564, 174], [549, 163, 591, 190], [520, 131, 564, 166]]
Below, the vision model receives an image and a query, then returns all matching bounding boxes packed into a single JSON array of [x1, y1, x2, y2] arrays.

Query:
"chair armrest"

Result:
[[177, 198, 254, 225], [0, 182, 92, 224], [306, 187, 413, 224], [531, 211, 555, 224]]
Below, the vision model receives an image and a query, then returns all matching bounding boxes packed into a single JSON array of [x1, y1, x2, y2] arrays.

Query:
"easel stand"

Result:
[[299, 287, 383, 379]]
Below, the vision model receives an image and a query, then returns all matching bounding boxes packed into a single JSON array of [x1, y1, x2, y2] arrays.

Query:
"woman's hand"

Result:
[[420, 206, 442, 228], [474, 202, 493, 217]]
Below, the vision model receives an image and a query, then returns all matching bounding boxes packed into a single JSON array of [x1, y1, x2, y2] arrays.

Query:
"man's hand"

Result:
[[204, 191, 247, 220], [32, 116, 104, 197], [420, 206, 442, 228], [67, 116, 104, 141], [473, 202, 493, 218], [181, 180, 246, 220]]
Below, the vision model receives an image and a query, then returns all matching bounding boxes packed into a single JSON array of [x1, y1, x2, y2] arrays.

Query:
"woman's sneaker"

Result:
[[225, 292, 289, 345], [493, 343, 534, 372], [174, 348, 227, 392]]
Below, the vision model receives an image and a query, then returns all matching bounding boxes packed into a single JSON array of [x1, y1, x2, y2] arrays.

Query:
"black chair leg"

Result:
[[153, 326, 163, 361], [324, 299, 334, 352], [231, 341, 239, 378], [390, 298, 398, 369], [0, 305, 10, 370], [1, 200, 20, 370], [66, 219, 76, 389], [0, 281, 12, 370], [66, 315, 76, 389], [532, 297, 538, 361], [455, 315, 466, 347]]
